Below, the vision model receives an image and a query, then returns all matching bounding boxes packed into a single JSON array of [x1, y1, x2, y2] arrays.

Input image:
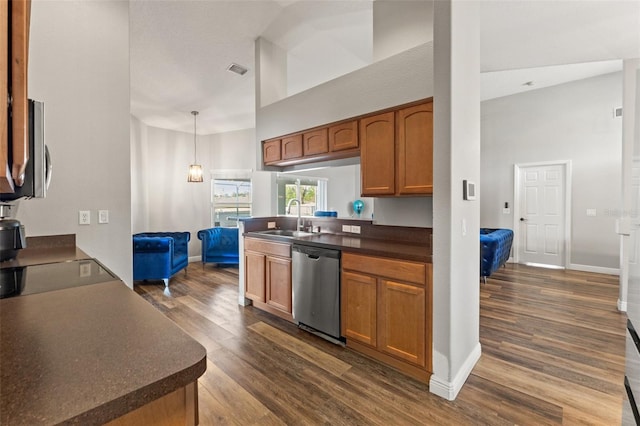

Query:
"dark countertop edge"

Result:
[[64, 355, 207, 425], [244, 231, 431, 263], [0, 280, 208, 425]]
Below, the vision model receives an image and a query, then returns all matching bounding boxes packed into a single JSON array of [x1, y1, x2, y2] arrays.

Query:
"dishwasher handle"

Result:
[[292, 244, 340, 260]]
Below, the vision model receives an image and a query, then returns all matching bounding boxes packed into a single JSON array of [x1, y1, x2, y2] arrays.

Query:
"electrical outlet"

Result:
[[267, 221, 276, 229], [586, 209, 597, 217], [79, 210, 90, 225], [351, 225, 361, 234], [98, 210, 109, 224], [342, 224, 351, 233]]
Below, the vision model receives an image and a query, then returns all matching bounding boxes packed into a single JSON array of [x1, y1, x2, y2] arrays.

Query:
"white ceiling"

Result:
[[130, 0, 640, 136]]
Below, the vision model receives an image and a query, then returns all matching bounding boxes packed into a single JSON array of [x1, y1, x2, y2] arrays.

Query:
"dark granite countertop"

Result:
[[0, 234, 91, 268], [0, 281, 207, 425], [245, 231, 431, 263]]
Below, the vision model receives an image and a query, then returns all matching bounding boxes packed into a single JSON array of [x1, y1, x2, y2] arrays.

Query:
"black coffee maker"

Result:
[[0, 205, 26, 262]]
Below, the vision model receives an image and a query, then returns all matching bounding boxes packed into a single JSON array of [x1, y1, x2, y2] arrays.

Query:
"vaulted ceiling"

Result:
[[130, 0, 640, 135]]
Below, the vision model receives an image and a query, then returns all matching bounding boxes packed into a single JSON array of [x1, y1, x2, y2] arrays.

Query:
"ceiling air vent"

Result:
[[227, 63, 248, 76]]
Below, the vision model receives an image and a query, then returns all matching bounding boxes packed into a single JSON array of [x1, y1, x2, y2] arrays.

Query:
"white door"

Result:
[[517, 163, 567, 267]]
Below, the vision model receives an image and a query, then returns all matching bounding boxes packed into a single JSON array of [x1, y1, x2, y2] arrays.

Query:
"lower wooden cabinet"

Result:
[[245, 251, 265, 302], [244, 238, 293, 322], [378, 279, 426, 366], [341, 271, 377, 347], [341, 252, 432, 381], [266, 255, 292, 313]]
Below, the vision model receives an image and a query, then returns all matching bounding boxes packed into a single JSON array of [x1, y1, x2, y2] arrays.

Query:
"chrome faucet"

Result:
[[286, 198, 302, 231]]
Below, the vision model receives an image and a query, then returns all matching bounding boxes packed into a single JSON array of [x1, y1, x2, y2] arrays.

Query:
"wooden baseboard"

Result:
[[250, 300, 294, 323], [347, 340, 431, 383]]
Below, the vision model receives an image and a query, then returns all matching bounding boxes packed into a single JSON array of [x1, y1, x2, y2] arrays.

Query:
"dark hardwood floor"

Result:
[[134, 263, 627, 425]]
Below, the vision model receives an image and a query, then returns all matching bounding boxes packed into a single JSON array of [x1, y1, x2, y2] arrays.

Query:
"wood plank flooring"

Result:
[[134, 263, 627, 425]]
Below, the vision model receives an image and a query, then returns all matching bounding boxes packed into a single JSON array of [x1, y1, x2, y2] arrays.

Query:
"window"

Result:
[[211, 171, 252, 227], [276, 174, 327, 216]]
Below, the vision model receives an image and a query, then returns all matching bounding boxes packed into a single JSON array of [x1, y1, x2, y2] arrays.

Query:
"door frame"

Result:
[[512, 160, 572, 268]]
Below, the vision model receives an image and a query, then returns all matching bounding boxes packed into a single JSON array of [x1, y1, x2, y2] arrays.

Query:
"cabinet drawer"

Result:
[[329, 120, 358, 152], [245, 238, 291, 258], [282, 134, 303, 160], [342, 253, 425, 286], [263, 139, 281, 164], [303, 128, 328, 156]]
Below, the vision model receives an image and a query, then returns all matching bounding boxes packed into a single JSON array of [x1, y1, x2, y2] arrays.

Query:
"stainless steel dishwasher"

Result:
[[292, 244, 342, 342]]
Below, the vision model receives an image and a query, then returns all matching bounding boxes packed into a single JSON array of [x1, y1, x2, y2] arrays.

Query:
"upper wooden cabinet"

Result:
[[282, 134, 303, 160], [397, 102, 433, 195], [360, 101, 433, 197], [360, 112, 396, 196], [303, 128, 328, 156], [260, 98, 432, 185], [263, 139, 282, 165], [329, 120, 358, 152], [1, 0, 31, 193], [1, 1, 10, 193]]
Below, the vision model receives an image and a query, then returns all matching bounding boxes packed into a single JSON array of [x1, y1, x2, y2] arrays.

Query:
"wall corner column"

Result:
[[431, 0, 481, 401]]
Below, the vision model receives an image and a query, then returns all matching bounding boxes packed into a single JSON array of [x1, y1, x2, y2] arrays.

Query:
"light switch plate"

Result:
[[586, 209, 597, 217], [342, 224, 351, 233], [502, 208, 511, 214], [98, 210, 109, 224], [351, 225, 361, 234]]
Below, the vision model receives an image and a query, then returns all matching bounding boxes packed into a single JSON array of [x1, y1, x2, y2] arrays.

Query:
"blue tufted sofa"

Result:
[[197, 227, 239, 267], [480, 228, 514, 283], [133, 232, 190, 286]]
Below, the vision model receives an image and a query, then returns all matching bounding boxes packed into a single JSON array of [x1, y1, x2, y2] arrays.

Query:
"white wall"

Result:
[[480, 72, 623, 270], [130, 123, 277, 257], [22, 0, 132, 285], [131, 120, 212, 258], [372, 0, 433, 62]]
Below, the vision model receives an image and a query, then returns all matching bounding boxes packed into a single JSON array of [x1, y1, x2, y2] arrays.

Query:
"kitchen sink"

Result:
[[255, 229, 313, 238]]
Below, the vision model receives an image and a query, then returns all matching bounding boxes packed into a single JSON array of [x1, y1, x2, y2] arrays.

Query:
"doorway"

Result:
[[513, 161, 571, 268]]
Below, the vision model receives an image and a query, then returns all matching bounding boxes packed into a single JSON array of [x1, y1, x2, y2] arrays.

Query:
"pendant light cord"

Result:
[[191, 110, 199, 163]]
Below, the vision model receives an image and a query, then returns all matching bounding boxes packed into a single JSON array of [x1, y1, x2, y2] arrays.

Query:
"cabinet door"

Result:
[[245, 251, 265, 302], [303, 128, 328, 156], [341, 270, 377, 347], [1, 1, 10, 192], [282, 134, 303, 160], [360, 112, 395, 196], [378, 279, 426, 367], [397, 102, 433, 195], [263, 139, 281, 164], [266, 255, 292, 313], [329, 120, 358, 152]]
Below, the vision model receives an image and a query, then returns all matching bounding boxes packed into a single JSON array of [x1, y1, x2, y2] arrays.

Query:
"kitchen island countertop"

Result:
[[0, 273, 206, 425]]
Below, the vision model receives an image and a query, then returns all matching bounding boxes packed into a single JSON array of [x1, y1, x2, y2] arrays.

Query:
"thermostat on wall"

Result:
[[463, 180, 476, 201]]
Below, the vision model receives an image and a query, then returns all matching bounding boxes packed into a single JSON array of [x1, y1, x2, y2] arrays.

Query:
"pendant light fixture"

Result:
[[187, 110, 203, 183]]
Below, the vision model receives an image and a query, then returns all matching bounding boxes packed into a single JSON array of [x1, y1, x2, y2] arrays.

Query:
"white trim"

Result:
[[568, 263, 620, 276], [429, 342, 481, 401], [513, 160, 572, 268], [188, 256, 200, 263], [618, 299, 628, 312]]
